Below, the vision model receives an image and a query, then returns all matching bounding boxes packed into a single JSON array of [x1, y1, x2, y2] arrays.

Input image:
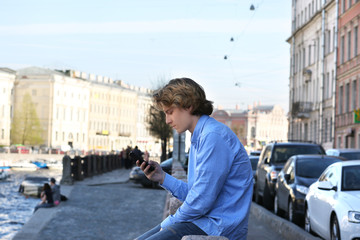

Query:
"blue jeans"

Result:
[[135, 222, 207, 240], [34, 203, 54, 213]]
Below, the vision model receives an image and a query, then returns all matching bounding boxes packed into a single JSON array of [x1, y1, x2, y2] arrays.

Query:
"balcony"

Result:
[[291, 102, 313, 119]]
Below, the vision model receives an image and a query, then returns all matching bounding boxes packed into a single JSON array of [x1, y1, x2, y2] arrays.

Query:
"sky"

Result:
[[0, 0, 292, 113]]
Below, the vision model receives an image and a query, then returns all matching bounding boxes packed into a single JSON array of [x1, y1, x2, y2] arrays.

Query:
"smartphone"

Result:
[[129, 151, 155, 172]]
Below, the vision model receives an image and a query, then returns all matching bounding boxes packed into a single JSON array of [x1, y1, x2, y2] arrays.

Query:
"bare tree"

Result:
[[147, 105, 173, 162]]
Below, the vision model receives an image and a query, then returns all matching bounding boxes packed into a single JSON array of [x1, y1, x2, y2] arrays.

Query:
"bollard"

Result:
[[92, 155, 98, 175], [71, 156, 84, 181], [96, 155, 102, 174], [102, 155, 107, 172], [82, 156, 92, 178], [60, 155, 73, 185]]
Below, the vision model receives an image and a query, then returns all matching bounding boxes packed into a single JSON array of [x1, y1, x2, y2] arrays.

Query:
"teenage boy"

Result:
[[135, 78, 253, 240]]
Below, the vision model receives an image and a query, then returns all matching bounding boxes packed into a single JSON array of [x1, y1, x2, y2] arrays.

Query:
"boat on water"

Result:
[[0, 166, 11, 180]]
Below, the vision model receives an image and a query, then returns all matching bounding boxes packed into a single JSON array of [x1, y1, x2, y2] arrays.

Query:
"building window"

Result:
[[345, 83, 350, 112], [353, 80, 357, 110], [303, 48, 306, 67], [55, 131, 58, 141], [32, 89, 37, 96], [338, 136, 342, 148], [354, 26, 358, 57], [308, 45, 312, 65], [324, 118, 328, 143], [314, 120, 317, 143], [330, 117, 333, 140], [348, 31, 352, 61], [341, 35, 345, 64], [339, 85, 343, 114], [341, 0, 345, 13], [1, 129, 4, 139]]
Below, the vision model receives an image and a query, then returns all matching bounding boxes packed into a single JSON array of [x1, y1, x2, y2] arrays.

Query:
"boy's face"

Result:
[[163, 105, 194, 133]]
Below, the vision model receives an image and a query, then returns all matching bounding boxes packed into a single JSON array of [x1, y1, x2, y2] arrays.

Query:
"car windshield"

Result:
[[296, 158, 339, 178], [342, 166, 360, 191], [273, 145, 324, 163], [340, 152, 360, 160], [249, 157, 259, 170]]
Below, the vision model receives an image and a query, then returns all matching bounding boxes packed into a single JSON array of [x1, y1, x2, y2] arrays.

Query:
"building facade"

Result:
[[15, 67, 90, 151], [0, 68, 15, 146], [288, 0, 337, 149], [10, 66, 157, 153], [335, 0, 360, 148], [212, 104, 288, 152]]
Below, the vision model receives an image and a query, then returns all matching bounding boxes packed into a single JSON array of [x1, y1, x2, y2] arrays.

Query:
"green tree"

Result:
[[147, 105, 173, 162], [11, 93, 43, 145]]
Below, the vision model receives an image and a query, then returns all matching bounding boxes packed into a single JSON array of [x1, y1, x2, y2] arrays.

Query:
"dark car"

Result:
[[18, 176, 50, 197], [249, 155, 259, 199], [254, 142, 325, 210], [129, 156, 188, 188], [249, 150, 261, 156], [274, 155, 343, 223]]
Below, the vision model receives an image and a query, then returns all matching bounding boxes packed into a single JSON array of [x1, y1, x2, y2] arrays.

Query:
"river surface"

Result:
[[0, 169, 62, 240]]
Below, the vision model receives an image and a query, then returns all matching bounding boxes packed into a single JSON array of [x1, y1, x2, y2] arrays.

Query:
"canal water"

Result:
[[0, 169, 62, 240]]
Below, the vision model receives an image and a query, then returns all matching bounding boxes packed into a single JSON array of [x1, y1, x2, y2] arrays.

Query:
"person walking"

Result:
[[134, 78, 253, 240]]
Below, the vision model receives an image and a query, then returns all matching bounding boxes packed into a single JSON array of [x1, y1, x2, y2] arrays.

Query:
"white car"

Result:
[[305, 160, 360, 240]]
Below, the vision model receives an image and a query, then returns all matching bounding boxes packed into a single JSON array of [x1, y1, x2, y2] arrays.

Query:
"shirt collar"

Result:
[[191, 115, 209, 143]]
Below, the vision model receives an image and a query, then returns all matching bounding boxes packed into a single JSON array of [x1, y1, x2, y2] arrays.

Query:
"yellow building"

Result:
[[12, 66, 157, 153]]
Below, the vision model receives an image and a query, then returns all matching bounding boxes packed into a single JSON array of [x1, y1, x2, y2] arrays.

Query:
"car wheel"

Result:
[[331, 215, 341, 240], [288, 200, 298, 223], [263, 183, 273, 210], [288, 200, 294, 222], [304, 206, 312, 233], [255, 184, 262, 204], [274, 193, 284, 217]]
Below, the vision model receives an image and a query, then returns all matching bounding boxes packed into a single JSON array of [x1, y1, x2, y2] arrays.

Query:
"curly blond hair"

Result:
[[153, 78, 213, 116]]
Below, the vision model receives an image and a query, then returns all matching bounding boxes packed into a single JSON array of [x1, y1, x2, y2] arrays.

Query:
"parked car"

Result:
[[18, 176, 50, 197], [326, 148, 360, 160], [129, 155, 188, 188], [254, 141, 325, 210], [249, 155, 259, 200], [274, 155, 343, 223], [249, 150, 261, 156], [305, 160, 360, 240], [10, 145, 30, 154]]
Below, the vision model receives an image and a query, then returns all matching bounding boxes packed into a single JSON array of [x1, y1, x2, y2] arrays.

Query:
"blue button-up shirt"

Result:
[[160, 115, 253, 240]]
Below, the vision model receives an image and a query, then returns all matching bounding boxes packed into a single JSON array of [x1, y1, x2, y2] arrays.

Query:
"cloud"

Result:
[[0, 19, 289, 35]]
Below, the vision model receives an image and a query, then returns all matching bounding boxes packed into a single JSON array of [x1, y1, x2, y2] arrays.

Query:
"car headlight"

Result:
[[296, 185, 309, 195], [348, 211, 360, 223]]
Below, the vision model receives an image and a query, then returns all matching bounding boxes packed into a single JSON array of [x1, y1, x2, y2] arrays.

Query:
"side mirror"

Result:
[[318, 181, 337, 191], [284, 174, 290, 182]]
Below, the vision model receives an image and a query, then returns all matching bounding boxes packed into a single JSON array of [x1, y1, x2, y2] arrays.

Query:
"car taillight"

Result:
[[270, 171, 278, 180]]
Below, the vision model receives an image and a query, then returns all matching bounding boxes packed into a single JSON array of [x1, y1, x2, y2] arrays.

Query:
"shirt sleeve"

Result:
[[161, 173, 189, 201], [161, 132, 233, 229]]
